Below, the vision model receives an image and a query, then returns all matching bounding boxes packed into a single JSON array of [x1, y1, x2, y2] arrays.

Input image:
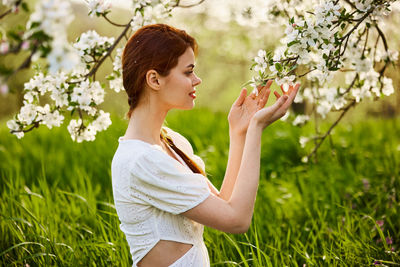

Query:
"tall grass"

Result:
[[1, 108, 399, 266]]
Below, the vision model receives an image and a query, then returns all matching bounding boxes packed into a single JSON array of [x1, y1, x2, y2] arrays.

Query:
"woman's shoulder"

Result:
[[115, 138, 166, 164]]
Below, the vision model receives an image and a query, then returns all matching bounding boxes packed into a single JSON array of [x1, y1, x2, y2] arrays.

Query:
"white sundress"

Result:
[[111, 131, 211, 267]]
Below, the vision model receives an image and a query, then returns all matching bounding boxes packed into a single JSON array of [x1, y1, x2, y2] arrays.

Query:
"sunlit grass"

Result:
[[1, 109, 399, 266]]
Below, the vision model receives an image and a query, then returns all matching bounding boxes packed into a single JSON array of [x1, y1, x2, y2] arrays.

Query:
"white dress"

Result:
[[111, 129, 211, 267]]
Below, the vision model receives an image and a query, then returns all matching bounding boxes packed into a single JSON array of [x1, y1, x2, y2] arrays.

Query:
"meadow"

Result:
[[0, 108, 399, 266]]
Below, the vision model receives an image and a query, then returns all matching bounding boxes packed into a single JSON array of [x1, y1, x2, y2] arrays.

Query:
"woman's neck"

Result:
[[124, 103, 168, 146]]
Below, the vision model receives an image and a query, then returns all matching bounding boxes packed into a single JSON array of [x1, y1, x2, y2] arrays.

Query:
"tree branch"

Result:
[[86, 20, 132, 78], [10, 121, 41, 134], [307, 100, 356, 162], [174, 0, 206, 8], [102, 14, 130, 27], [0, 8, 12, 19], [341, 8, 374, 41], [0, 0, 22, 20]]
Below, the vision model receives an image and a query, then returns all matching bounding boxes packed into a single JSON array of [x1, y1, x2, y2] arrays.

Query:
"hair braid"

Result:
[[160, 129, 206, 177]]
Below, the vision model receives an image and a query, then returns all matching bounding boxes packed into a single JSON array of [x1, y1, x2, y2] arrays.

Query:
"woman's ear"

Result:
[[145, 70, 161, 91]]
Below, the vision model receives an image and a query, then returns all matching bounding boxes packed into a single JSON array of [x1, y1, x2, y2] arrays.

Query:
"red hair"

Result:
[[122, 24, 198, 118]]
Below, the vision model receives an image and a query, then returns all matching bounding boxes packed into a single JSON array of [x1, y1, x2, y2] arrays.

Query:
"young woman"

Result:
[[111, 24, 299, 267]]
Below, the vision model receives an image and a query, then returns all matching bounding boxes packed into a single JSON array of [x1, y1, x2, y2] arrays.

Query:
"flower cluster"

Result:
[[74, 30, 115, 65], [107, 48, 124, 93], [86, 0, 112, 17], [130, 0, 175, 31], [67, 110, 111, 142], [249, 0, 398, 155], [25, 0, 80, 73], [7, 70, 111, 142]]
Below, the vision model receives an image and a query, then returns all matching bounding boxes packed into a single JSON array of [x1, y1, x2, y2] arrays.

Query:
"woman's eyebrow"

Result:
[[186, 64, 195, 68]]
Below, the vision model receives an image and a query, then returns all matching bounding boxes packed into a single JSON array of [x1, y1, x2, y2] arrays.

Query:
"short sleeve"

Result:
[[129, 149, 211, 215]]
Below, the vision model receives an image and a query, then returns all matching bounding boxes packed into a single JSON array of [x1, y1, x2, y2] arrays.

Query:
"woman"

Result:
[[111, 24, 299, 267]]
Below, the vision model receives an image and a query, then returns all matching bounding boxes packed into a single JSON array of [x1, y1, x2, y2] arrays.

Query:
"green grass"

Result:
[[1, 108, 399, 266]]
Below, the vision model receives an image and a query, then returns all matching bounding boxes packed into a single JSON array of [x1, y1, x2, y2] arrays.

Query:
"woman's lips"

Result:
[[189, 91, 196, 99]]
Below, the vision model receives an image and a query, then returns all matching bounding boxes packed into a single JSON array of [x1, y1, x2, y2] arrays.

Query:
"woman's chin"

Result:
[[177, 101, 195, 110]]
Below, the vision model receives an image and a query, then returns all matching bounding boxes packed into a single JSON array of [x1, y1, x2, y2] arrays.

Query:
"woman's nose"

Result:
[[193, 74, 202, 86]]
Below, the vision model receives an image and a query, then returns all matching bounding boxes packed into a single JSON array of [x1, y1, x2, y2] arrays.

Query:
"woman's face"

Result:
[[158, 47, 201, 110]]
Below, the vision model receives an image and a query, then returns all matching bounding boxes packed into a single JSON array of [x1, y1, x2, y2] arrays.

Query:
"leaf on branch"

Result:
[[250, 62, 258, 70], [275, 62, 283, 72], [288, 64, 298, 72], [287, 40, 300, 47]]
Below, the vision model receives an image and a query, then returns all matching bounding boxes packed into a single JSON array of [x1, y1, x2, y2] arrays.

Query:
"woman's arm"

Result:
[[217, 131, 245, 201], [183, 84, 299, 234], [218, 81, 273, 201]]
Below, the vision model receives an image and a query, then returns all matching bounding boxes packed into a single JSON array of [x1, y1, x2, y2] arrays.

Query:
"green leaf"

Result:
[[29, 22, 41, 29], [275, 62, 283, 72], [7, 30, 22, 42], [21, 2, 29, 12], [289, 64, 298, 72], [250, 62, 257, 70], [241, 80, 254, 88], [287, 40, 300, 47]]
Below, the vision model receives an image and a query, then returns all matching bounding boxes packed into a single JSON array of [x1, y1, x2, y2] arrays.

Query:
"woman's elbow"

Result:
[[228, 217, 251, 234]]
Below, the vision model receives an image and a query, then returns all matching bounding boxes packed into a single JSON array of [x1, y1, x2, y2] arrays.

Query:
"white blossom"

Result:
[[74, 30, 115, 61], [293, 115, 310, 126], [113, 48, 123, 72], [87, 0, 112, 16], [354, 57, 373, 73], [7, 119, 24, 139], [254, 49, 268, 72], [48, 39, 80, 74], [376, 49, 399, 62], [351, 86, 371, 102], [382, 77, 394, 96], [110, 77, 123, 93], [355, 0, 373, 12], [27, 0, 73, 36], [332, 96, 347, 110], [92, 110, 112, 131], [275, 75, 295, 86], [7, 119, 19, 132], [299, 136, 310, 148], [37, 104, 64, 129], [17, 104, 38, 125], [316, 100, 332, 118], [26, 0, 78, 73]]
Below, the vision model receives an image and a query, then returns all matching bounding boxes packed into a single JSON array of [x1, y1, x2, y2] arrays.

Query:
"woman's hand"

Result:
[[228, 80, 273, 136], [252, 83, 300, 130]]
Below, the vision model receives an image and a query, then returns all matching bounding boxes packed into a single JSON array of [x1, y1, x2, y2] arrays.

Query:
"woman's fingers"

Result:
[[233, 88, 247, 106], [268, 94, 288, 114], [256, 80, 273, 100], [258, 89, 271, 108], [287, 83, 300, 102], [276, 83, 301, 111], [280, 84, 289, 95], [274, 91, 281, 99]]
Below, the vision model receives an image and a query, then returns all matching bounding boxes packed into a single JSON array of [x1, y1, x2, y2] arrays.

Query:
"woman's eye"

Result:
[[185, 71, 193, 75]]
